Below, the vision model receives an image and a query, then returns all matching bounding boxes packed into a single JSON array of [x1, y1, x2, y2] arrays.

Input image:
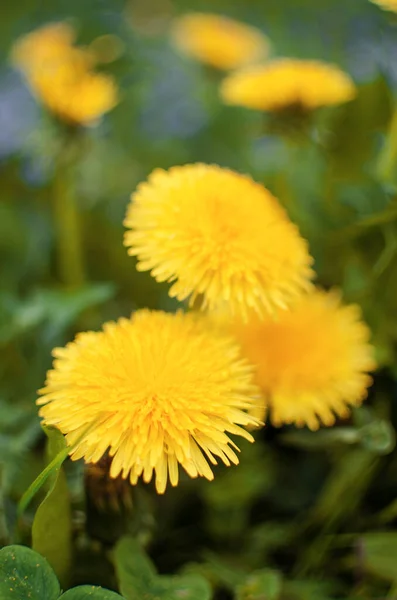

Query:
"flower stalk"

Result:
[[53, 131, 85, 287], [377, 105, 397, 187]]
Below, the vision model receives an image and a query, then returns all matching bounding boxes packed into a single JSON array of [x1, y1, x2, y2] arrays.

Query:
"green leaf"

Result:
[[113, 536, 156, 599], [1, 284, 115, 344], [236, 569, 282, 600], [182, 555, 247, 590], [282, 578, 339, 600], [0, 545, 61, 600], [114, 536, 211, 600], [361, 532, 397, 581], [32, 427, 72, 588], [154, 574, 211, 600], [60, 585, 124, 599]]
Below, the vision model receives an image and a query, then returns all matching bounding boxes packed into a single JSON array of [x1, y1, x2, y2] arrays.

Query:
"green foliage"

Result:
[[0, 546, 123, 600], [0, 284, 115, 346], [32, 427, 72, 588], [236, 569, 282, 600], [361, 532, 397, 582], [2, 1, 397, 599], [114, 536, 211, 600], [60, 587, 124, 600], [0, 545, 61, 600]]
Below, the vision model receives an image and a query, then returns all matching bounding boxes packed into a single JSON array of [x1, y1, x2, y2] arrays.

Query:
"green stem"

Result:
[[0, 467, 9, 546], [377, 106, 397, 186], [17, 420, 100, 519], [53, 135, 85, 287], [272, 145, 296, 218]]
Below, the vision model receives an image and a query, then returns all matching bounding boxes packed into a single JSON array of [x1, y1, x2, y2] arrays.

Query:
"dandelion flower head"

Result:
[[11, 22, 76, 71], [369, 0, 397, 12], [227, 289, 376, 430], [29, 63, 118, 125], [37, 310, 261, 494], [11, 22, 118, 125], [124, 164, 314, 319], [171, 13, 270, 70], [220, 58, 356, 112]]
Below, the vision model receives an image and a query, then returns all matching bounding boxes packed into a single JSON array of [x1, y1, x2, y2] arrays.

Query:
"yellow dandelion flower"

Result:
[[29, 62, 118, 125], [171, 13, 270, 70], [370, 0, 397, 11], [124, 164, 314, 319], [11, 22, 76, 71], [37, 310, 260, 494], [220, 59, 356, 112], [11, 23, 118, 125], [227, 289, 376, 431]]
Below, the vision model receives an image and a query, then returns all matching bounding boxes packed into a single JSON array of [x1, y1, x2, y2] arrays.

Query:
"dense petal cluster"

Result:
[[220, 59, 356, 112], [227, 290, 376, 430], [37, 310, 260, 493], [11, 22, 118, 125], [369, 0, 397, 11], [124, 164, 314, 319], [171, 13, 269, 70]]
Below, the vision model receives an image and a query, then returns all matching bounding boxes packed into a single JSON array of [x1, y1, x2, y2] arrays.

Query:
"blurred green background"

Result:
[[2, 1, 397, 599]]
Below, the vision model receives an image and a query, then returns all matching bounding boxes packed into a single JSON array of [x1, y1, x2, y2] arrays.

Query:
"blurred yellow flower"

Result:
[[171, 13, 269, 70], [220, 59, 356, 112], [29, 62, 118, 126], [228, 290, 376, 430], [124, 164, 314, 319], [11, 22, 118, 125], [11, 22, 76, 70], [37, 310, 260, 494], [370, 0, 397, 11]]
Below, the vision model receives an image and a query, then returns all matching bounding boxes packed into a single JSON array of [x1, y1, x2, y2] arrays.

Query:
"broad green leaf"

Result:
[[182, 555, 247, 590], [114, 536, 156, 599], [60, 585, 124, 599], [236, 569, 282, 600], [32, 427, 72, 588], [361, 532, 397, 581], [155, 574, 211, 600], [0, 545, 61, 600], [114, 536, 211, 600]]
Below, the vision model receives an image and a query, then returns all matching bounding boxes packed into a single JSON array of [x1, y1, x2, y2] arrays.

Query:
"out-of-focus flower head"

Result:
[[124, 163, 314, 320], [11, 22, 118, 126], [29, 62, 118, 126], [227, 289, 376, 430], [37, 310, 261, 494], [171, 13, 270, 70], [220, 58, 356, 112], [11, 22, 77, 70], [369, 0, 397, 12]]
